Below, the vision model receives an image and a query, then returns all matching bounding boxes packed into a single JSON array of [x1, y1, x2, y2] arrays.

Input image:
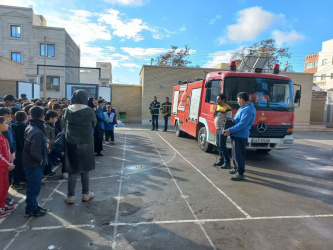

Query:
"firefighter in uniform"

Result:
[[149, 96, 160, 131], [160, 97, 172, 132]]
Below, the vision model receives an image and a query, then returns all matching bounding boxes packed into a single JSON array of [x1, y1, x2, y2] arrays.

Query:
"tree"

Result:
[[231, 39, 293, 72], [155, 45, 192, 67]]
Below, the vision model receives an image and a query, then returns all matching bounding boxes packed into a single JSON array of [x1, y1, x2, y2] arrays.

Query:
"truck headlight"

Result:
[[283, 139, 293, 145]]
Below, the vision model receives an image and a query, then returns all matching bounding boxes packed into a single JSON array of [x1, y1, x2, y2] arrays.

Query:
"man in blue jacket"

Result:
[[223, 92, 256, 181]]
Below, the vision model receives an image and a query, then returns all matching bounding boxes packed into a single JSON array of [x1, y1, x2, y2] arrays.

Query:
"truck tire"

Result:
[[256, 149, 271, 153], [175, 121, 184, 137], [198, 127, 213, 152]]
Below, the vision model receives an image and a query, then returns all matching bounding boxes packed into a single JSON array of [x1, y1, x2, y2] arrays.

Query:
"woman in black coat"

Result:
[[64, 90, 97, 204], [88, 97, 104, 156]]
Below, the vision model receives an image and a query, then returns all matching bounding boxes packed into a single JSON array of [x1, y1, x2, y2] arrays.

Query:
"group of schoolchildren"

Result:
[[0, 94, 117, 219], [0, 94, 69, 218]]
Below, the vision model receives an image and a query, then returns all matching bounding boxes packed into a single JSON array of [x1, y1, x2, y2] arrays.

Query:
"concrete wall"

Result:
[[310, 91, 327, 124], [140, 65, 224, 124], [111, 84, 142, 123], [0, 80, 17, 98], [140, 66, 314, 125], [284, 72, 313, 125]]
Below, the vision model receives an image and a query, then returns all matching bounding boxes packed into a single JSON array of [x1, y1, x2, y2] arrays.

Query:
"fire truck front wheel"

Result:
[[198, 127, 213, 152], [175, 121, 185, 137]]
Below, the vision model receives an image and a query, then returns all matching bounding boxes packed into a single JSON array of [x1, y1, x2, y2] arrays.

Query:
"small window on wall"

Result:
[[331, 73, 333, 79], [321, 74, 326, 81], [102, 82, 107, 86], [11, 52, 21, 63], [11, 25, 21, 38], [322, 59, 327, 66], [40, 44, 55, 57], [40, 76, 60, 91]]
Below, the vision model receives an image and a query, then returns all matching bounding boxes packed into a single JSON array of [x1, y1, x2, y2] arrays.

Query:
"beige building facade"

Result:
[[111, 84, 142, 123], [312, 39, 333, 91], [0, 56, 25, 97], [80, 62, 112, 87], [0, 5, 80, 99]]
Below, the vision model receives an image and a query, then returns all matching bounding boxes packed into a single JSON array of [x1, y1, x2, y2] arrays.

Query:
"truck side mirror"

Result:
[[294, 90, 301, 107], [205, 89, 211, 102], [205, 80, 212, 88]]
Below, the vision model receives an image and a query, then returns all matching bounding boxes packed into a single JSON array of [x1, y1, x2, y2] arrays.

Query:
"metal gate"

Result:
[[324, 91, 333, 127]]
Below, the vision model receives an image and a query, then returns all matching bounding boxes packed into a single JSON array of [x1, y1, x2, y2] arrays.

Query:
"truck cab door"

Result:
[[202, 79, 221, 135]]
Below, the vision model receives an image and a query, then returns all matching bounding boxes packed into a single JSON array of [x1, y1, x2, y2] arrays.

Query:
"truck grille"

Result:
[[250, 126, 292, 138]]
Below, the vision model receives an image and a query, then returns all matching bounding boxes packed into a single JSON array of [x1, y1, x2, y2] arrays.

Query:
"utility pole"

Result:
[[151, 58, 154, 65], [43, 36, 47, 98]]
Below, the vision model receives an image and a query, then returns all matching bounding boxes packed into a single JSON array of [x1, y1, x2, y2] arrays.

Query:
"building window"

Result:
[[322, 59, 327, 66], [40, 76, 60, 91], [11, 25, 21, 38], [313, 76, 317, 82], [102, 82, 107, 86], [321, 74, 326, 81], [11, 52, 21, 63], [331, 73, 333, 79], [40, 44, 55, 57], [306, 62, 318, 69]]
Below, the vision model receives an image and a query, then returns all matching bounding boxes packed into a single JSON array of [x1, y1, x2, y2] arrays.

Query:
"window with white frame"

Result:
[[322, 59, 327, 66], [40, 44, 55, 57], [102, 82, 107, 86], [11, 25, 21, 38], [11, 52, 21, 63], [321, 74, 326, 81]]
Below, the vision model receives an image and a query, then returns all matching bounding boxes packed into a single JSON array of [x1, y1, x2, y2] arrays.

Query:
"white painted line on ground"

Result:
[[31, 224, 93, 230], [148, 133, 217, 250], [1, 214, 333, 233], [112, 132, 127, 249], [3, 180, 64, 250], [108, 156, 134, 162], [157, 133, 251, 219]]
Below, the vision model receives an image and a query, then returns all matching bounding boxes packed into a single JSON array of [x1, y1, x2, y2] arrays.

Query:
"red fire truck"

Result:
[[171, 62, 301, 153]]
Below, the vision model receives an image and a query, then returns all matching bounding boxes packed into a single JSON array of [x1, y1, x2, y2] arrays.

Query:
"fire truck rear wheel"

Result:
[[175, 121, 184, 137], [198, 127, 213, 152]]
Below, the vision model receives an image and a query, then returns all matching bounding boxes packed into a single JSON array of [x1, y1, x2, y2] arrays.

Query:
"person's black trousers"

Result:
[[164, 116, 169, 131], [216, 129, 230, 164], [105, 130, 114, 142], [230, 136, 247, 175], [152, 115, 159, 130]]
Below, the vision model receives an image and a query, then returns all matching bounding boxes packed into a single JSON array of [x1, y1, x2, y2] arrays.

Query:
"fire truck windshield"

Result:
[[223, 77, 294, 111]]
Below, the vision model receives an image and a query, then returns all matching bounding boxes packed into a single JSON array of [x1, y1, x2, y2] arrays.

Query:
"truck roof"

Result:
[[207, 70, 291, 81]]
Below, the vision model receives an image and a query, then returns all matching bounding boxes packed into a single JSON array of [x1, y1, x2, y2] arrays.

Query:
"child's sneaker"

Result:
[[10, 184, 23, 190], [6, 198, 14, 206], [65, 196, 74, 204], [62, 173, 68, 180], [82, 192, 94, 202], [24, 207, 46, 217], [0, 209, 9, 218], [43, 171, 56, 178], [4, 205, 14, 211]]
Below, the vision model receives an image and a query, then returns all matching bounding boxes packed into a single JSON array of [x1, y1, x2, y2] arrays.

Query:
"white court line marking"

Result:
[[147, 133, 217, 250], [109, 156, 133, 162], [112, 132, 127, 249], [157, 133, 251, 219], [3, 180, 64, 250], [1, 214, 333, 233]]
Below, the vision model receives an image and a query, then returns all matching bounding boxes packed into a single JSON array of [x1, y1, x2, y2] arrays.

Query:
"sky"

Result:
[[3, 0, 333, 85]]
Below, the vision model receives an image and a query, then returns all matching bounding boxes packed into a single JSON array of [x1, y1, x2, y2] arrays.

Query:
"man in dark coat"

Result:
[[64, 90, 96, 204]]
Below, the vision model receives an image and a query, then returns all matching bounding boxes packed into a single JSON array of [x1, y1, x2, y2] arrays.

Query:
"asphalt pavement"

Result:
[[0, 126, 332, 250]]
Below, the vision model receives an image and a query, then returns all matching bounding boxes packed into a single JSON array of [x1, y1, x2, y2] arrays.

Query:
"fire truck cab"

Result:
[[171, 63, 301, 152]]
